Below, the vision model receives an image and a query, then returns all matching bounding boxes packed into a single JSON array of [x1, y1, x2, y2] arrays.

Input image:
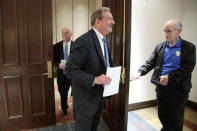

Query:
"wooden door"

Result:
[[0, 0, 56, 130], [102, 0, 131, 131]]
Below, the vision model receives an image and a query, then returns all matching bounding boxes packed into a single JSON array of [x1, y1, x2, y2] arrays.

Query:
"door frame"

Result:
[[102, 0, 131, 130]]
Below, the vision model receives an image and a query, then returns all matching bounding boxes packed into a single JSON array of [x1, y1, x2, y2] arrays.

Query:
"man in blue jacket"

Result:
[[131, 19, 196, 131]]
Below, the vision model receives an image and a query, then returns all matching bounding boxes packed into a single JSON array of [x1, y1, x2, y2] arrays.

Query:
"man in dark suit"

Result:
[[53, 28, 73, 116], [64, 7, 115, 131], [131, 19, 196, 131]]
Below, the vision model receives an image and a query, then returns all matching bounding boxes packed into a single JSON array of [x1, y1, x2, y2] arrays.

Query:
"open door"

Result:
[[0, 0, 56, 130], [102, 0, 131, 131]]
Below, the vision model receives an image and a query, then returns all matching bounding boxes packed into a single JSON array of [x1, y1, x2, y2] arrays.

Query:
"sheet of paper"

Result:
[[103, 66, 121, 97], [60, 60, 67, 66]]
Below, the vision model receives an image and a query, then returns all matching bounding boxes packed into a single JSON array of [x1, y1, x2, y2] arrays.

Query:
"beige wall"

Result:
[[181, 0, 197, 103], [96, 0, 102, 9], [53, 0, 102, 44]]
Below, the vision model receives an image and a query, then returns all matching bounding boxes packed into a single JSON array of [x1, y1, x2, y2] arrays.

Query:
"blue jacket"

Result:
[[139, 39, 196, 92]]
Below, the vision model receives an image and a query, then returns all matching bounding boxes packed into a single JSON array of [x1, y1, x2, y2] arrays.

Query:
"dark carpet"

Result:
[[30, 120, 108, 131]]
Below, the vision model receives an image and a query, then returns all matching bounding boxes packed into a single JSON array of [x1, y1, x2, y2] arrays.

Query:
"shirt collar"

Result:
[[93, 27, 104, 40], [166, 36, 182, 48], [63, 40, 71, 45]]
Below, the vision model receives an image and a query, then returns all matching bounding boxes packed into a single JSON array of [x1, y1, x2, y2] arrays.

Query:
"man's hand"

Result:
[[130, 72, 141, 81], [94, 74, 112, 85], [160, 75, 168, 86], [59, 64, 65, 69]]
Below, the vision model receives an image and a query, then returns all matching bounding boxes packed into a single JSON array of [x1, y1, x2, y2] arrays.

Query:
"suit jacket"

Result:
[[64, 29, 113, 117], [138, 39, 196, 92], [53, 40, 73, 74]]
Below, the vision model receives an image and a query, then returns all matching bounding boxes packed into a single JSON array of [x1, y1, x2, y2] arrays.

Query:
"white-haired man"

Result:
[[53, 28, 73, 116]]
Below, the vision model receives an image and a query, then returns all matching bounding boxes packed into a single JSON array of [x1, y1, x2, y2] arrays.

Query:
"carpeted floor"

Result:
[[54, 85, 75, 125], [29, 123, 75, 131], [127, 112, 158, 131], [128, 107, 197, 131], [29, 121, 107, 131]]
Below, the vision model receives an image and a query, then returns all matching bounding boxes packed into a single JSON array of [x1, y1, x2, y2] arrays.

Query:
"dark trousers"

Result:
[[74, 100, 104, 131], [156, 85, 188, 131], [57, 70, 71, 112]]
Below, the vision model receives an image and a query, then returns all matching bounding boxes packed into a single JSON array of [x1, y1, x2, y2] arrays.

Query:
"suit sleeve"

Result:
[[138, 45, 158, 76], [168, 44, 196, 85], [64, 38, 95, 90]]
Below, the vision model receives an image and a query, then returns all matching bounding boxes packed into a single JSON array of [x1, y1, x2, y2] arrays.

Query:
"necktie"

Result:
[[102, 37, 110, 67], [64, 44, 68, 61]]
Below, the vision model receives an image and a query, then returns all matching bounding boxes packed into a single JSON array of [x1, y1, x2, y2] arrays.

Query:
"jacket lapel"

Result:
[[159, 42, 166, 65], [90, 29, 106, 66], [60, 41, 64, 59]]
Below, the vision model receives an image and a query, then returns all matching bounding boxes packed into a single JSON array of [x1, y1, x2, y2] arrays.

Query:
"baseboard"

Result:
[[128, 99, 197, 112], [128, 100, 157, 111], [187, 100, 197, 111]]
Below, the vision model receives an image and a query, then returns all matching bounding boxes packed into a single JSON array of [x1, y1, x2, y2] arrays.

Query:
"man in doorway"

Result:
[[64, 7, 115, 131], [53, 28, 73, 116], [130, 19, 196, 131]]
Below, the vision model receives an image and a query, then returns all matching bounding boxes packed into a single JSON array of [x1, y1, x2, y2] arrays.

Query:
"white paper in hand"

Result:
[[60, 60, 67, 66], [130, 72, 141, 81], [103, 66, 121, 97]]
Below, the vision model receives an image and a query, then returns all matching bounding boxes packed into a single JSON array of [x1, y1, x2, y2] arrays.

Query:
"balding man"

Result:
[[53, 28, 73, 116], [130, 19, 196, 131]]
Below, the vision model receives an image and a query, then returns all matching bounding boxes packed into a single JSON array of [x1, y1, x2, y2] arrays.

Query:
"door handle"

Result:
[[43, 61, 52, 78]]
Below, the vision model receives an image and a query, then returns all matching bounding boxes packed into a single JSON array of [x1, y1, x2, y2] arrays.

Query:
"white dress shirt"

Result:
[[93, 28, 105, 60]]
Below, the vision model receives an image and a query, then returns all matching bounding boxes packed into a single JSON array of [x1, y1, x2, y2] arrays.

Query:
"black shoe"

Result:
[[62, 110, 67, 116]]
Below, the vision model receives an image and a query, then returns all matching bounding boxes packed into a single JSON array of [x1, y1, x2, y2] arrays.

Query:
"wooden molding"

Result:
[[128, 99, 197, 112], [128, 100, 158, 111]]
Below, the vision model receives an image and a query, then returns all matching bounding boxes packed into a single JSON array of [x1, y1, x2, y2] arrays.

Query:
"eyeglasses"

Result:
[[103, 16, 114, 21], [163, 29, 176, 33]]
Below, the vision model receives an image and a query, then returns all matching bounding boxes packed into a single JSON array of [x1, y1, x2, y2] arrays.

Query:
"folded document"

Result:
[[103, 66, 121, 97]]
